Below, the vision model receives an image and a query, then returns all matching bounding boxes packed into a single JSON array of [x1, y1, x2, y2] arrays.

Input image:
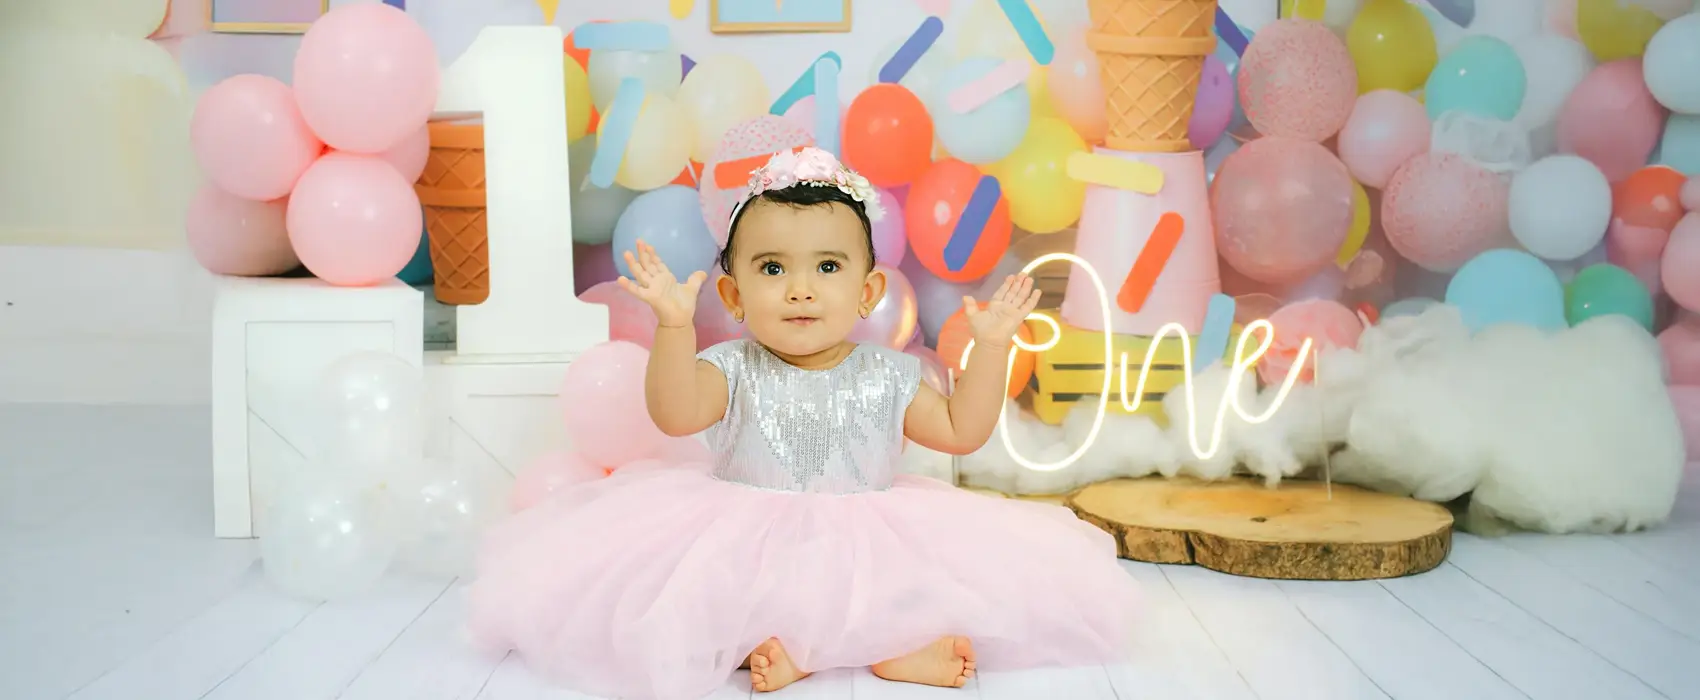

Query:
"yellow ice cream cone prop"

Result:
[[415, 120, 490, 305], [1087, 0, 1219, 153]]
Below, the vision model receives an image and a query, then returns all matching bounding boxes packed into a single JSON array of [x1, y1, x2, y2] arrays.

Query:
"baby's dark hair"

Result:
[[718, 184, 876, 275]]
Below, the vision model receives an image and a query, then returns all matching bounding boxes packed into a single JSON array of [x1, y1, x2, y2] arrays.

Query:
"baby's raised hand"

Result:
[[617, 240, 708, 328], [963, 274, 1041, 350]]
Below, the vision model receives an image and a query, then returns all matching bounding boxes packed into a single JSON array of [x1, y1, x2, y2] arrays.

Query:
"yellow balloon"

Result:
[[1279, 0, 1328, 21], [674, 54, 771, 163], [991, 118, 1088, 234], [598, 93, 694, 191], [564, 55, 591, 144], [1336, 180, 1371, 268], [1027, 66, 1059, 120], [1576, 0, 1666, 62], [1346, 0, 1438, 94]]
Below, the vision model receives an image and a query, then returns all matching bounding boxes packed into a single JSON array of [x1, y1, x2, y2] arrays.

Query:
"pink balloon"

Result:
[[368, 124, 430, 182], [1258, 298, 1364, 385], [579, 280, 657, 348], [1682, 177, 1700, 211], [1556, 59, 1667, 183], [1211, 136, 1354, 285], [1382, 153, 1512, 273], [906, 344, 950, 395], [1605, 219, 1669, 296], [1047, 38, 1108, 144], [1236, 18, 1357, 143], [872, 187, 908, 266], [1189, 54, 1235, 150], [1659, 319, 1700, 386], [849, 265, 919, 349], [510, 450, 607, 512], [1663, 213, 1700, 313], [700, 116, 815, 246], [286, 153, 423, 286], [559, 341, 668, 467], [190, 74, 322, 201], [574, 243, 618, 295], [185, 184, 300, 277], [694, 278, 744, 350], [1337, 90, 1430, 189], [292, 3, 439, 153], [1669, 386, 1700, 461]]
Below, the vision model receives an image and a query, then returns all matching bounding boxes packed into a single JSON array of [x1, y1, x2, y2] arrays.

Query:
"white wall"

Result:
[[0, 0, 1280, 405]]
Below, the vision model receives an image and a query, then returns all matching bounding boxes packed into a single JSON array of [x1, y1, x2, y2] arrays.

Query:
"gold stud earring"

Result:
[[859, 308, 871, 319], [734, 312, 744, 324]]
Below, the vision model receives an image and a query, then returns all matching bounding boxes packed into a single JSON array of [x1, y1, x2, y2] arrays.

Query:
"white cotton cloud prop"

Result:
[[956, 306, 1686, 534]]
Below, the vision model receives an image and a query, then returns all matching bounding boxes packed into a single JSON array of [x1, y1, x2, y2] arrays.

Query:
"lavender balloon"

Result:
[[901, 255, 976, 346], [849, 265, 919, 349], [1189, 54, 1234, 151], [872, 187, 908, 266]]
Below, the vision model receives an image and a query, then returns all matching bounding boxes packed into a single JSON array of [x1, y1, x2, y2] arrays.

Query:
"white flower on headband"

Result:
[[736, 146, 884, 222]]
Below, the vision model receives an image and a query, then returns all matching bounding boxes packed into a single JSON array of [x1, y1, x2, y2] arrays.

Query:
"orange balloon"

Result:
[[564, 20, 609, 69], [671, 160, 704, 187], [1613, 165, 1687, 231], [842, 84, 935, 187], [936, 302, 1036, 399], [905, 159, 1012, 283]]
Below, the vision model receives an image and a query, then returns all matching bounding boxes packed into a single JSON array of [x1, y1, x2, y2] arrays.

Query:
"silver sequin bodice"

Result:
[[698, 340, 921, 494]]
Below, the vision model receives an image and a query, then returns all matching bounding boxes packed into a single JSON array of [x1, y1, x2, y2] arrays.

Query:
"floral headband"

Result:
[[729, 146, 885, 224]]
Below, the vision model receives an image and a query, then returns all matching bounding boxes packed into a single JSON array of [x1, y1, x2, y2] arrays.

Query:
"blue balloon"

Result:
[[611, 185, 718, 281], [1657, 114, 1700, 176], [396, 223, 433, 286], [929, 58, 1031, 165], [1425, 36, 1526, 122], [1445, 249, 1566, 332]]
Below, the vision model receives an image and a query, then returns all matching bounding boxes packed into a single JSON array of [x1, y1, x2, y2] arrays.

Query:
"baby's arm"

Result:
[[903, 274, 1041, 455], [903, 339, 1015, 455], [644, 325, 729, 437]]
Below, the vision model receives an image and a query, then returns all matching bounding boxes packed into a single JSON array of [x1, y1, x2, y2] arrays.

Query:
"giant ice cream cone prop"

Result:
[[1088, 0, 1219, 153], [415, 120, 490, 305]]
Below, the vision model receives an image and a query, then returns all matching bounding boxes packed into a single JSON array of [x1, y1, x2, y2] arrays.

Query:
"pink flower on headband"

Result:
[[735, 146, 884, 222]]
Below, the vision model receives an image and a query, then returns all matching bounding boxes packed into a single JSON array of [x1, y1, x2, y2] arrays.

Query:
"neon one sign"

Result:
[[960, 253, 1315, 471]]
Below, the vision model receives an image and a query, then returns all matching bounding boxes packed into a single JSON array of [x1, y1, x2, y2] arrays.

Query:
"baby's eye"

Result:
[[761, 261, 783, 276], [818, 260, 840, 274]]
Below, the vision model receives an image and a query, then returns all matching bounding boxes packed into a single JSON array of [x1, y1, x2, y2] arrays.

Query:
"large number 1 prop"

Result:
[[435, 26, 609, 362]]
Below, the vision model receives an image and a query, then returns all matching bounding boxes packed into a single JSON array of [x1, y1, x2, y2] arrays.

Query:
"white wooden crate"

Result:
[[211, 276, 423, 538]]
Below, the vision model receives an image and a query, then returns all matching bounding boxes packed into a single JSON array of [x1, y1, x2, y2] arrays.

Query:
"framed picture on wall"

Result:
[[210, 0, 329, 34], [710, 0, 851, 33]]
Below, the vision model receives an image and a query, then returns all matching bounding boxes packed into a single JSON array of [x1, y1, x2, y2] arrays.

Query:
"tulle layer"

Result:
[[468, 461, 1140, 700]]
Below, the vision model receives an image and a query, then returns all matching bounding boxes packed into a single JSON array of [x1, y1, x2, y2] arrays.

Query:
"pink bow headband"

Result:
[[729, 147, 885, 224]]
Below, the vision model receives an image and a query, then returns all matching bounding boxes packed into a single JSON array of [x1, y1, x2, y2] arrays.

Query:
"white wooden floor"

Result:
[[3, 404, 1699, 700]]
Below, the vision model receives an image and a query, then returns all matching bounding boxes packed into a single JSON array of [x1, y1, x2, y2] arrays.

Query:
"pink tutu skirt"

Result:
[[468, 461, 1140, 700]]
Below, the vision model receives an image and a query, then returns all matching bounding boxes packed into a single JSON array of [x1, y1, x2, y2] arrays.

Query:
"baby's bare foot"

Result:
[[871, 636, 975, 688], [749, 638, 809, 692]]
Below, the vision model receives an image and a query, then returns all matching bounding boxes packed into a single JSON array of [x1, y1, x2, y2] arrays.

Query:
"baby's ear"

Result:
[[862, 266, 888, 310], [715, 274, 741, 313]]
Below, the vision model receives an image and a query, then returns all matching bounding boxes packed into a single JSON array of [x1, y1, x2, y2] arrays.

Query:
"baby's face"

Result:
[[717, 200, 883, 359]]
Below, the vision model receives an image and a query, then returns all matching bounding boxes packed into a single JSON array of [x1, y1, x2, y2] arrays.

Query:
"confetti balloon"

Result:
[[1382, 153, 1513, 273], [698, 116, 814, 246], [1211, 136, 1355, 285], [1237, 18, 1358, 142]]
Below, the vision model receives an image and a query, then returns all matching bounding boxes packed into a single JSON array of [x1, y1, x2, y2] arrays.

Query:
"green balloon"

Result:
[[1564, 264, 1654, 331]]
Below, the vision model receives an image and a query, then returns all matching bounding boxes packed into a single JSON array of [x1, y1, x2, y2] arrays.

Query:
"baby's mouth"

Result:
[[785, 317, 819, 326]]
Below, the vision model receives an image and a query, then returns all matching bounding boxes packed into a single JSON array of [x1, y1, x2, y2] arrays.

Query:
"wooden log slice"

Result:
[[1066, 477, 1453, 580]]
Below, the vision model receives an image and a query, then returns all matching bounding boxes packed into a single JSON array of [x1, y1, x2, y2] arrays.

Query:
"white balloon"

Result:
[[1644, 13, 1700, 115], [1463, 0, 1542, 43], [568, 138, 638, 245], [1509, 155, 1612, 262], [1513, 34, 1594, 132], [260, 477, 396, 601], [392, 460, 504, 578], [316, 351, 425, 476], [587, 48, 683, 113]]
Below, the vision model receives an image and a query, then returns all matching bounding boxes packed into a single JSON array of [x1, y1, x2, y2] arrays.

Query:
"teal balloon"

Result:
[[1445, 249, 1565, 332], [929, 58, 1031, 165], [1657, 114, 1700, 176], [1564, 264, 1654, 331], [1425, 36, 1526, 122], [396, 225, 433, 286]]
